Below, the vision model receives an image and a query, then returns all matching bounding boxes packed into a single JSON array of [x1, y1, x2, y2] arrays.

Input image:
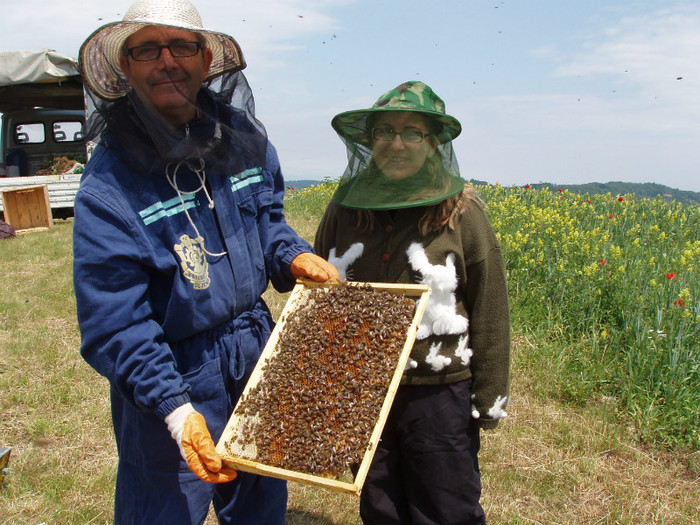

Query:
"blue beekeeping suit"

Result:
[[73, 86, 308, 524]]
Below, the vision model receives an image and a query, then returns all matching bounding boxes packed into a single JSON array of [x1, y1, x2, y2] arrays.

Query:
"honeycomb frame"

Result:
[[216, 280, 431, 494]]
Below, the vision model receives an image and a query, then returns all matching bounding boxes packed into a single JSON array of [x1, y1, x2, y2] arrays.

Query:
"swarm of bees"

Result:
[[225, 283, 415, 478]]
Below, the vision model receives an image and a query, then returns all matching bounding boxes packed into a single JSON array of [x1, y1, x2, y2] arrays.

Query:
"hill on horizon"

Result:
[[286, 179, 700, 206], [508, 180, 700, 206]]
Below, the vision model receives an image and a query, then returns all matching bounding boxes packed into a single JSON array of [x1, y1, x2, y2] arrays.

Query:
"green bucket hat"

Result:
[[331, 81, 462, 146]]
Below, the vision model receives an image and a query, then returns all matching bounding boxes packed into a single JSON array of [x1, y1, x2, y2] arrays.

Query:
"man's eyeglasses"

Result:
[[126, 41, 202, 61], [371, 127, 431, 143]]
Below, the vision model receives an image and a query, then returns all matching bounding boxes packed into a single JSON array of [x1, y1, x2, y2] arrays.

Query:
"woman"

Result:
[[315, 81, 511, 524]]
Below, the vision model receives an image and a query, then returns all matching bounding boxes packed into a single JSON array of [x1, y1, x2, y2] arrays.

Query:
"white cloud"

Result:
[[449, 4, 700, 191], [195, 0, 344, 71], [555, 5, 700, 100], [3, 0, 698, 191], [456, 90, 700, 189], [0, 0, 345, 60]]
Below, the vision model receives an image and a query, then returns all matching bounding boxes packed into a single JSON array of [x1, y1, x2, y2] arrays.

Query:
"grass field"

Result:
[[1, 182, 698, 524]]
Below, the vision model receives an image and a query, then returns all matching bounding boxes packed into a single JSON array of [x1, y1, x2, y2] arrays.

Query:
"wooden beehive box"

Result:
[[216, 280, 431, 495], [1, 184, 53, 233]]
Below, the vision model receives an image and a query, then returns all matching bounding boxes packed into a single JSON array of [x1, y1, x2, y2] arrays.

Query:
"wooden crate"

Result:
[[216, 280, 431, 495], [0, 447, 10, 489], [1, 184, 53, 232]]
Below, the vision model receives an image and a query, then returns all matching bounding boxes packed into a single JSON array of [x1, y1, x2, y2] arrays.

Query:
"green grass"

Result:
[[1, 183, 699, 524]]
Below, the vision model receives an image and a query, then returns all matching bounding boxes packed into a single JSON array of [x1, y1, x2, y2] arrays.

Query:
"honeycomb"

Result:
[[223, 283, 416, 479]]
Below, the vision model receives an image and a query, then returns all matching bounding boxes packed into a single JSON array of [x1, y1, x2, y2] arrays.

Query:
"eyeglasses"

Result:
[[371, 127, 431, 143], [126, 41, 202, 61]]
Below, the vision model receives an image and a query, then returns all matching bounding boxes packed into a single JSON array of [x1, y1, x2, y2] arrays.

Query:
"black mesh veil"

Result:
[[79, 0, 267, 176], [82, 69, 268, 176]]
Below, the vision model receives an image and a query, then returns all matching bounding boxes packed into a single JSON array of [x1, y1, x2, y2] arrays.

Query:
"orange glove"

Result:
[[291, 252, 340, 282], [165, 403, 237, 483]]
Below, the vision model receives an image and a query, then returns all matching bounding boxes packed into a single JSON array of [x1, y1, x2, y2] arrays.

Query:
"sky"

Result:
[[2, 0, 699, 192]]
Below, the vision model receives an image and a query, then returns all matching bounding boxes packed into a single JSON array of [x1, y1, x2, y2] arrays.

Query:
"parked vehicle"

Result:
[[0, 49, 86, 220]]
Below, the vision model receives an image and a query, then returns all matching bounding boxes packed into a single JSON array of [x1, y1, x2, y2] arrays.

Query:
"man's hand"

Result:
[[291, 252, 340, 282], [165, 403, 237, 483]]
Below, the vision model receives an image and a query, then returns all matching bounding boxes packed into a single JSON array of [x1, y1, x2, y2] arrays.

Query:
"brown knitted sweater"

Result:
[[314, 197, 511, 429]]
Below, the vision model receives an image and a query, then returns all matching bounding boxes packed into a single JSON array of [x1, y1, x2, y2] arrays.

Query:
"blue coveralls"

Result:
[[73, 96, 310, 524]]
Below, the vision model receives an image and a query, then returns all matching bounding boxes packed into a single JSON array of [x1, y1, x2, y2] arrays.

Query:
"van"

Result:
[[1, 108, 85, 177], [0, 50, 86, 220]]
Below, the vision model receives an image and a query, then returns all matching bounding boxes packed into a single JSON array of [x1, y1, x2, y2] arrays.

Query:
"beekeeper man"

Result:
[[73, 0, 338, 523]]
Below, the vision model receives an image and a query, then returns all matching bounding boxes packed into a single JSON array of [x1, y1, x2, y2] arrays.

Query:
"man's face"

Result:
[[371, 112, 437, 180], [119, 26, 213, 128]]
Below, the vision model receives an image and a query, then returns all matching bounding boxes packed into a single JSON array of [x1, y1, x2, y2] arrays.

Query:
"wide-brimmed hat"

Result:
[[79, 0, 246, 101], [331, 81, 462, 146]]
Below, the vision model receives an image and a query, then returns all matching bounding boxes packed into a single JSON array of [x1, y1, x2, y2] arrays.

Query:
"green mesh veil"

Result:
[[330, 81, 464, 210]]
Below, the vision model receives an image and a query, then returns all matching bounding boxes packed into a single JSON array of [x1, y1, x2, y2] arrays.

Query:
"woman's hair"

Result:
[[353, 184, 482, 236]]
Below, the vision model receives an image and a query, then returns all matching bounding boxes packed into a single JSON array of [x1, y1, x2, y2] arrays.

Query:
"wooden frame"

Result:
[[216, 280, 431, 495]]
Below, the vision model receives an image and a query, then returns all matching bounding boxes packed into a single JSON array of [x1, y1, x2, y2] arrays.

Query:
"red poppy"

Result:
[[666, 272, 675, 280], [609, 214, 614, 219], [587, 200, 592, 204], [599, 260, 606, 266], [674, 298, 685, 307], [558, 189, 563, 193], [524, 184, 531, 189], [618, 196, 624, 202]]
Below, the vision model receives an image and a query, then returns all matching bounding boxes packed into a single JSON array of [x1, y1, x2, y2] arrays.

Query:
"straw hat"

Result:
[[331, 81, 462, 146], [79, 0, 246, 101]]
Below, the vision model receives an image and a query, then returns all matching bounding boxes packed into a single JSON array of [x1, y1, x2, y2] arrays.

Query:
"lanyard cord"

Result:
[[165, 157, 227, 258]]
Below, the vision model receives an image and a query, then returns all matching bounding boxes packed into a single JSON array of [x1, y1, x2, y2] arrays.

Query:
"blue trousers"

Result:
[[111, 309, 287, 524], [360, 379, 486, 525], [114, 461, 287, 524]]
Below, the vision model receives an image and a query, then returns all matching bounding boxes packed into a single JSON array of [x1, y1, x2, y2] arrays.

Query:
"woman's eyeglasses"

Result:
[[371, 128, 431, 143]]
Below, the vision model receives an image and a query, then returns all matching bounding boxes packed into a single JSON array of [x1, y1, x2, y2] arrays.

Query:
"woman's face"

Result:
[[370, 112, 437, 180]]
